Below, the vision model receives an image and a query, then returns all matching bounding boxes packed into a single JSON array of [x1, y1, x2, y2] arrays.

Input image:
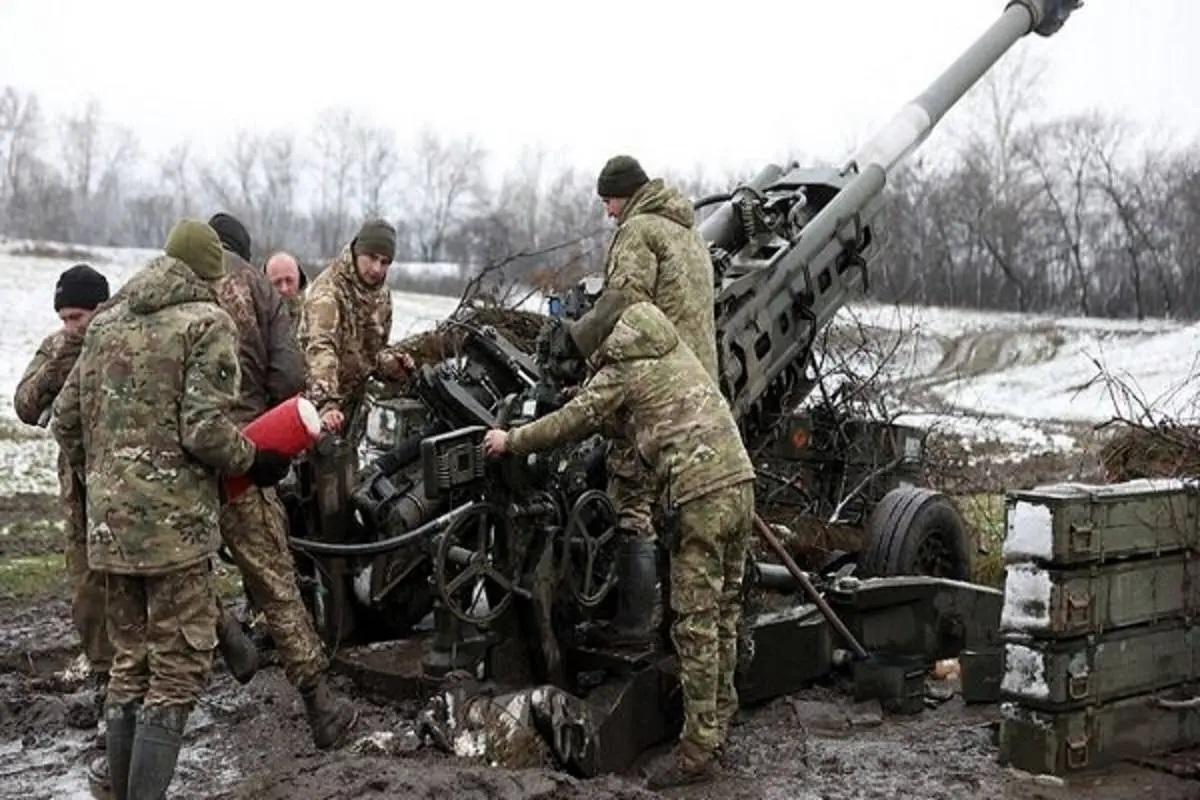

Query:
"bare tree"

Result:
[[399, 126, 487, 262], [310, 107, 359, 255]]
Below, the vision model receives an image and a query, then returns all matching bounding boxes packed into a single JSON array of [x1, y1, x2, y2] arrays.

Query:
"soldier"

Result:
[[52, 219, 295, 799], [13, 264, 114, 702], [298, 218, 415, 435], [264, 250, 307, 334], [206, 211, 358, 752], [591, 154, 721, 645], [482, 292, 755, 789]]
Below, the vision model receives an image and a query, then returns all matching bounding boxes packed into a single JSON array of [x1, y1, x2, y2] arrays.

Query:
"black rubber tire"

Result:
[[858, 486, 971, 580]]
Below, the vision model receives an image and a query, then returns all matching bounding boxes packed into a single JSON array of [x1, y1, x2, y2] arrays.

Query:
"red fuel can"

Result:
[[224, 395, 322, 501]]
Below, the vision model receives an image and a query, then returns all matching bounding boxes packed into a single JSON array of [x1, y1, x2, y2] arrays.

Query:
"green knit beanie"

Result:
[[596, 155, 649, 199], [352, 218, 397, 262], [164, 219, 227, 281]]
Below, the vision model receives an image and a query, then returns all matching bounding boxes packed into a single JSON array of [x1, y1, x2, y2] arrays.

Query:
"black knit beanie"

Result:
[[596, 155, 649, 199], [208, 212, 252, 261], [54, 264, 110, 312]]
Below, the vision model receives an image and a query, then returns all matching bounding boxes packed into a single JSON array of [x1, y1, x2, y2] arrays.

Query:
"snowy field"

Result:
[[1, 237, 1197, 495]]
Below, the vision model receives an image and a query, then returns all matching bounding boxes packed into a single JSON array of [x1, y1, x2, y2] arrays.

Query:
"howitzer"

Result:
[[277, 0, 1081, 777]]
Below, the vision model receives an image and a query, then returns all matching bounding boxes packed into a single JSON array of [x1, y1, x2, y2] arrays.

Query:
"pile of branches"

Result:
[[1099, 422, 1200, 482]]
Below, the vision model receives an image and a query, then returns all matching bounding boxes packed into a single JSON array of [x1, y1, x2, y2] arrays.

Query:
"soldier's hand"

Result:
[[248, 448, 292, 487], [321, 409, 345, 432], [377, 350, 416, 380], [483, 429, 509, 456]]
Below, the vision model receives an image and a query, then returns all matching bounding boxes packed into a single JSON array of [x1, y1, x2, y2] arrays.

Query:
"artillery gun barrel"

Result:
[[852, 0, 1078, 175], [763, 0, 1079, 299]]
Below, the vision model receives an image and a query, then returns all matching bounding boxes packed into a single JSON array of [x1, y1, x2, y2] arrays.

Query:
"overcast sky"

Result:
[[1, 0, 1194, 180]]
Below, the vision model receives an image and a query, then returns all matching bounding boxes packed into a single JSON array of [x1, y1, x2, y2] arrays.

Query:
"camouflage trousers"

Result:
[[220, 486, 328, 689], [607, 438, 657, 539], [669, 480, 755, 753], [104, 559, 219, 707], [59, 459, 114, 674]]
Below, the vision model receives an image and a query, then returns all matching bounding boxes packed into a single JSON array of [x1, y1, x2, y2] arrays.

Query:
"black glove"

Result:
[[247, 448, 292, 487]]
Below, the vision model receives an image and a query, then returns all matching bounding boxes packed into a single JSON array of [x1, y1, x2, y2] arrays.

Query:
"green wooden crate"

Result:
[[1004, 478, 1200, 567], [999, 690, 1200, 776], [1000, 552, 1200, 639], [1000, 620, 1200, 710]]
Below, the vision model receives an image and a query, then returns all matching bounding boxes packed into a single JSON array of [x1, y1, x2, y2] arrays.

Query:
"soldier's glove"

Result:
[[247, 448, 293, 487]]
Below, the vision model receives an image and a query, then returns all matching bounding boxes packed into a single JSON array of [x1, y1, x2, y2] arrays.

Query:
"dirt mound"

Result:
[[1100, 423, 1200, 482]]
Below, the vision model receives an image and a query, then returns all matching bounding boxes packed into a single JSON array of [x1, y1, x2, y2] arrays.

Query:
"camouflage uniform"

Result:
[[505, 298, 755, 781], [598, 160, 719, 542], [13, 327, 113, 676], [298, 220, 406, 430], [212, 244, 330, 690], [52, 221, 275, 800], [284, 293, 305, 338]]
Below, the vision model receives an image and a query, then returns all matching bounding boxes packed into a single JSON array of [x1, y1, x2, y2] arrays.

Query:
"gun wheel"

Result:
[[434, 503, 517, 626], [562, 489, 619, 608], [859, 487, 971, 580]]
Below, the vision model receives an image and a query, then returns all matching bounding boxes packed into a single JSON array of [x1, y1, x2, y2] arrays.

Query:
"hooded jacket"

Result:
[[52, 255, 257, 575], [508, 301, 755, 506], [603, 178, 719, 382]]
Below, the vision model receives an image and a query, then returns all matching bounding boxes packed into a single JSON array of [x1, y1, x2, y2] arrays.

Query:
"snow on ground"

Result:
[[1, 238, 1197, 494]]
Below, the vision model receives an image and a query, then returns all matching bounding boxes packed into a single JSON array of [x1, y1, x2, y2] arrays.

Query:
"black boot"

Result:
[[127, 704, 189, 800], [300, 676, 359, 750], [217, 611, 260, 684], [92, 701, 137, 800], [594, 535, 658, 647]]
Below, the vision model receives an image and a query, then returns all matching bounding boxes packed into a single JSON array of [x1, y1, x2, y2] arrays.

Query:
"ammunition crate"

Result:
[[999, 690, 1200, 776], [1000, 621, 1200, 711], [1004, 479, 1200, 567], [1000, 553, 1200, 639], [960, 648, 1004, 704]]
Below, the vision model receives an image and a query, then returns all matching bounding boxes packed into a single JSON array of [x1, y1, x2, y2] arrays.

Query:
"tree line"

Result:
[[3, 52, 1198, 318]]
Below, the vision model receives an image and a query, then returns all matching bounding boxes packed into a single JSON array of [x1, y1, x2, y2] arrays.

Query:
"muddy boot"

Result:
[[92, 701, 137, 800], [300, 676, 359, 750], [592, 535, 658, 647], [127, 704, 189, 800], [646, 739, 717, 790], [217, 611, 260, 684]]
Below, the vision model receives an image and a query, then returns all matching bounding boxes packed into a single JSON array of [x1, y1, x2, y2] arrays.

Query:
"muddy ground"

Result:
[[4, 484, 1200, 799]]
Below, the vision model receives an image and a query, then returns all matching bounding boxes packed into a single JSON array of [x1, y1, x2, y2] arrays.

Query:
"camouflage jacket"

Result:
[[284, 292, 305, 339], [508, 302, 755, 506], [14, 328, 89, 537], [14, 327, 86, 428], [297, 244, 395, 416], [603, 179, 719, 382], [52, 255, 258, 576], [214, 249, 306, 424]]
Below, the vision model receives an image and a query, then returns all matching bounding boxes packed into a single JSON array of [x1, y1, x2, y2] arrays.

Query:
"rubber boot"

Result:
[[127, 704, 189, 800], [594, 535, 658, 647], [91, 701, 137, 800], [217, 611, 260, 684], [300, 676, 359, 750]]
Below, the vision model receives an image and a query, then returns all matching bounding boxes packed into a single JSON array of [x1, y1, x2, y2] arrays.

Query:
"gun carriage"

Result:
[[269, 0, 1082, 775]]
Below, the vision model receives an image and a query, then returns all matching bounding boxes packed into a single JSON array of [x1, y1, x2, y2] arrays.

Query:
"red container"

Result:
[[224, 395, 322, 501]]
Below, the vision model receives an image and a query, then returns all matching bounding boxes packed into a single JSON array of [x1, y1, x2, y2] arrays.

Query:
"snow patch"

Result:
[[1000, 642, 1050, 699], [1000, 563, 1053, 631], [1004, 501, 1054, 561]]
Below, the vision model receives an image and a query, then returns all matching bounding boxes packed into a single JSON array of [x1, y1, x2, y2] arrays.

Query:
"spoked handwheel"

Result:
[[561, 489, 620, 608], [433, 502, 520, 626]]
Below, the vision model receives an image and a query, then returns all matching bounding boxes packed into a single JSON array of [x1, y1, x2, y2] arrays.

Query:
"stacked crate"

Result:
[[996, 478, 1200, 775]]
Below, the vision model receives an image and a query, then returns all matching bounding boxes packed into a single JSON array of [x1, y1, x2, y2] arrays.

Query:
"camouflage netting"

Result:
[[1100, 423, 1200, 482], [397, 305, 550, 368]]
